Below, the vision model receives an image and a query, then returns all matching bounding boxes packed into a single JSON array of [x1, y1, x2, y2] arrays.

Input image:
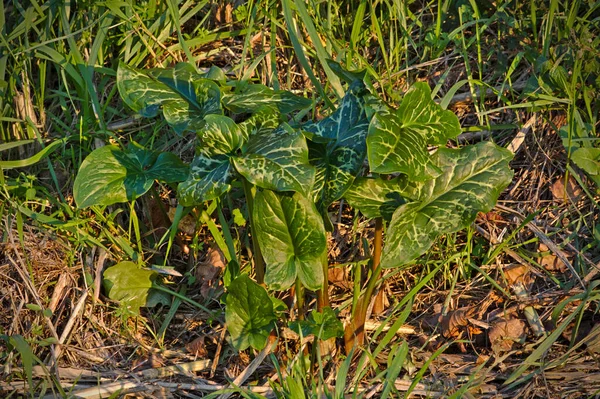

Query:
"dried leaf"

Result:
[[186, 336, 208, 357], [196, 245, 226, 298], [550, 175, 582, 203], [538, 243, 569, 273], [488, 318, 527, 353], [504, 265, 533, 287], [440, 307, 475, 338]]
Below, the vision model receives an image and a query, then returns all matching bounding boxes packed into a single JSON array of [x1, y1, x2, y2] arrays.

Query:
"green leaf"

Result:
[[223, 82, 311, 115], [178, 154, 233, 206], [225, 274, 277, 351], [238, 106, 281, 140], [305, 82, 370, 206], [253, 190, 326, 291], [117, 62, 222, 134], [74, 145, 188, 208], [197, 114, 244, 155], [381, 142, 513, 268], [233, 125, 315, 195], [571, 147, 600, 186], [327, 60, 367, 84], [103, 261, 157, 315], [289, 307, 343, 341], [367, 82, 461, 179], [344, 177, 407, 220]]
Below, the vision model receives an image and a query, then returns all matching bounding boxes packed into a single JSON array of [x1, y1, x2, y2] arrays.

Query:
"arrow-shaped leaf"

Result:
[[253, 190, 326, 291], [226, 274, 277, 351], [74, 145, 188, 208], [117, 62, 222, 134], [233, 124, 315, 195], [305, 81, 370, 206], [367, 82, 461, 180], [381, 142, 513, 268], [103, 261, 157, 315]]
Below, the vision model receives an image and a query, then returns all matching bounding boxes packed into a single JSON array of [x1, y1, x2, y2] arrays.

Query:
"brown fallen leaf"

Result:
[[550, 175, 582, 203], [186, 335, 208, 357], [488, 318, 527, 353], [440, 307, 476, 338], [538, 243, 569, 273], [196, 244, 226, 298], [504, 264, 534, 287]]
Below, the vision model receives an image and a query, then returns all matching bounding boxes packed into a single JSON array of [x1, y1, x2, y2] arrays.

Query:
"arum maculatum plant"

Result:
[[73, 60, 513, 355]]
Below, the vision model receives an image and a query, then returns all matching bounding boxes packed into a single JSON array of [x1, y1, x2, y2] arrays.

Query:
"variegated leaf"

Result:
[[74, 145, 188, 208], [305, 81, 370, 206], [197, 114, 243, 156], [253, 190, 326, 291], [233, 124, 315, 195], [344, 177, 406, 220], [117, 62, 221, 134], [238, 106, 281, 140], [223, 82, 311, 114], [367, 82, 461, 179], [177, 154, 233, 206], [381, 142, 513, 268]]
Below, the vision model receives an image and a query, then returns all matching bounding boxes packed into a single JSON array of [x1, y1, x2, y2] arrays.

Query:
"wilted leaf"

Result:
[[186, 336, 208, 357], [74, 145, 188, 208], [439, 307, 475, 338], [103, 261, 157, 315], [489, 318, 527, 353], [196, 245, 226, 298], [550, 175, 582, 202], [538, 243, 569, 273], [381, 142, 514, 268], [117, 62, 222, 134], [253, 190, 327, 291], [225, 274, 277, 351], [504, 265, 533, 287]]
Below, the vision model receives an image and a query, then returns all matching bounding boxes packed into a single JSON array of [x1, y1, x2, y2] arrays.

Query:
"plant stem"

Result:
[[344, 218, 384, 354], [317, 250, 330, 311], [295, 278, 305, 320], [372, 217, 386, 314], [242, 178, 265, 284]]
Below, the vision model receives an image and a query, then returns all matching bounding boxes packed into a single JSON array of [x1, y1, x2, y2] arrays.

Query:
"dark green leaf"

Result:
[[382, 142, 513, 268], [223, 82, 311, 114], [178, 154, 233, 206], [289, 307, 343, 341], [344, 177, 407, 220], [367, 82, 461, 179], [326, 59, 367, 84], [305, 81, 370, 206], [233, 125, 315, 195], [253, 190, 326, 291], [74, 145, 188, 208], [117, 62, 222, 134], [225, 274, 277, 351], [103, 261, 157, 315]]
